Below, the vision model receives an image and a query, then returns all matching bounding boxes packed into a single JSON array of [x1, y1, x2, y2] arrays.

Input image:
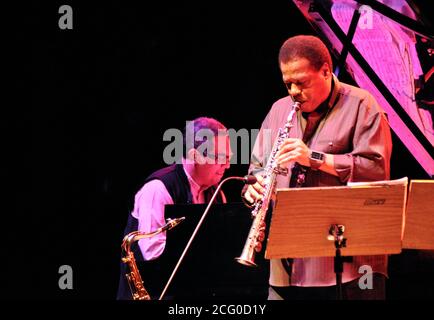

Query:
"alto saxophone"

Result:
[[236, 101, 300, 267], [121, 217, 185, 300]]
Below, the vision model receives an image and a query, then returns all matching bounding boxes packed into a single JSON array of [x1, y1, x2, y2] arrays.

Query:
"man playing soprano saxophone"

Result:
[[242, 35, 392, 300]]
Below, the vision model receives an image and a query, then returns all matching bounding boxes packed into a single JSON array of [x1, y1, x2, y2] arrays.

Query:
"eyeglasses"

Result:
[[206, 153, 232, 164]]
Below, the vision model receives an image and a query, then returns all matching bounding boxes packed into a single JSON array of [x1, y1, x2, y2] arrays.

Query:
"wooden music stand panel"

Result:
[[402, 180, 434, 249], [266, 182, 407, 259]]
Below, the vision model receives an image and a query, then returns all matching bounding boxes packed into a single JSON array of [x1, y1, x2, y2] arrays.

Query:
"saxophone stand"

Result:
[[327, 224, 352, 300]]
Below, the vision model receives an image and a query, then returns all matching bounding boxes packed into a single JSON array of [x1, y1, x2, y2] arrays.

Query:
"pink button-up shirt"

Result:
[[132, 164, 209, 260]]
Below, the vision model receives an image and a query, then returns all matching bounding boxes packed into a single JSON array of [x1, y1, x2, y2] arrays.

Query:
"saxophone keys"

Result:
[[273, 166, 288, 176]]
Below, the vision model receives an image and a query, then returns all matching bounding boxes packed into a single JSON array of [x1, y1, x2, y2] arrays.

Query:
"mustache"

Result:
[[291, 95, 304, 103]]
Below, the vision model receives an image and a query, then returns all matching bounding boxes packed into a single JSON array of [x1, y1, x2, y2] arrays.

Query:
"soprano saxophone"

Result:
[[121, 217, 185, 300], [236, 101, 300, 267]]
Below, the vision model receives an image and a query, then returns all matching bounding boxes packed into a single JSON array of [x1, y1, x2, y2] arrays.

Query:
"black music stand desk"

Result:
[[139, 203, 269, 299]]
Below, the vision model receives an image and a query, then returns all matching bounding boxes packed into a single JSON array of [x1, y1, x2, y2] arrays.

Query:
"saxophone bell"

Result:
[[121, 217, 185, 300]]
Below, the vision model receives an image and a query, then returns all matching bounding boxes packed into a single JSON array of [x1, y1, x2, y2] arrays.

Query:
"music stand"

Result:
[[402, 180, 434, 250], [148, 203, 269, 299], [265, 178, 408, 299]]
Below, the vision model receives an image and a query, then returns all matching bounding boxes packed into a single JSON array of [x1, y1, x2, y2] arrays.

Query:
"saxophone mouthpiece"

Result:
[[166, 217, 186, 230]]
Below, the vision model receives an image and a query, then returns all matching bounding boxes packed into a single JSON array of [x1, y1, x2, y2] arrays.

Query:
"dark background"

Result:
[[12, 0, 432, 299]]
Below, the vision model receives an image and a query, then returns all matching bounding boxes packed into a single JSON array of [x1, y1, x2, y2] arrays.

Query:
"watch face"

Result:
[[311, 151, 324, 160]]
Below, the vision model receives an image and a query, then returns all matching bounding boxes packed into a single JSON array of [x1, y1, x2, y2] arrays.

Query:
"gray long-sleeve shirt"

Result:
[[249, 75, 393, 286]]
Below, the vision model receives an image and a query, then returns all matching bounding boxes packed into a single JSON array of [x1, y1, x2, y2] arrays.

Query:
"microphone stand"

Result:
[[158, 176, 254, 300]]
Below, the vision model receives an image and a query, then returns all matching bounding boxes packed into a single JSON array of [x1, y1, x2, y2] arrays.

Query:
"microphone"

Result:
[[159, 175, 254, 300], [223, 175, 256, 185], [243, 175, 257, 185]]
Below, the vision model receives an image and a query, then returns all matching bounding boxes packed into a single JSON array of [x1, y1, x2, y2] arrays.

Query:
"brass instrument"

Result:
[[236, 101, 300, 267], [121, 217, 185, 300]]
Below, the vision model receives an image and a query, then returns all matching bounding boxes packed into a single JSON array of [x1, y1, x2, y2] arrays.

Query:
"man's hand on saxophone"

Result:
[[242, 136, 339, 209], [275, 138, 310, 167], [242, 138, 310, 207], [276, 138, 339, 177], [242, 174, 265, 206]]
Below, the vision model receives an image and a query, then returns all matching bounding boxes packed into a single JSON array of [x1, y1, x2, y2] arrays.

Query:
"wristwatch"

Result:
[[309, 150, 325, 170]]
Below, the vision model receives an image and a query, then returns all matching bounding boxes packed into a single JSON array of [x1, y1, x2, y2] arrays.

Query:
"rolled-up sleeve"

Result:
[[131, 180, 174, 260]]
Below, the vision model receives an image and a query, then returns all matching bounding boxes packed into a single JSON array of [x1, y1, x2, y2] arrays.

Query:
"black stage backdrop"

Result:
[[14, 0, 432, 300]]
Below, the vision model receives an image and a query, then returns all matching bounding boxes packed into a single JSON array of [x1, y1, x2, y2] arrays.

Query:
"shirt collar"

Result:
[[328, 74, 340, 109], [302, 76, 336, 119]]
